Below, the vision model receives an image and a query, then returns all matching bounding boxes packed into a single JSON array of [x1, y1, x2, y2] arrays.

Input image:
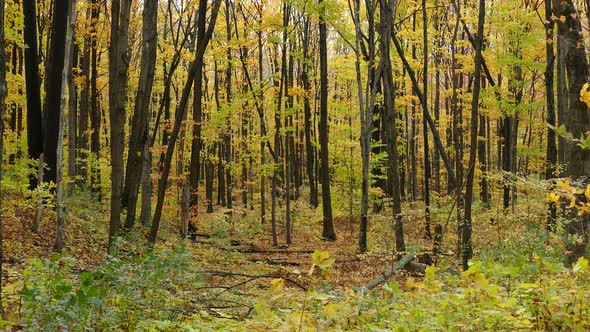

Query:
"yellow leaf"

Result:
[[568, 198, 576, 208], [323, 302, 337, 319], [425, 265, 436, 283], [580, 83, 590, 108], [573, 257, 589, 275], [557, 179, 571, 190], [546, 193, 560, 204], [312, 250, 330, 265], [585, 184, 590, 199], [270, 278, 284, 292], [559, 15, 566, 22]]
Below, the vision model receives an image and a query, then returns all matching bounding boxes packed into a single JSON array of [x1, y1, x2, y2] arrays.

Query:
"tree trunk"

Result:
[[89, 0, 101, 197], [319, 0, 336, 241], [545, 0, 557, 231], [55, 0, 76, 253], [0, 0, 7, 315], [189, 0, 209, 221], [462, 0, 485, 271], [381, 1, 403, 252], [122, 0, 158, 229], [422, 0, 431, 238], [43, 0, 68, 184], [150, 0, 222, 244], [554, 0, 590, 263], [22, 0, 43, 190], [108, 0, 132, 247], [67, 44, 78, 181]]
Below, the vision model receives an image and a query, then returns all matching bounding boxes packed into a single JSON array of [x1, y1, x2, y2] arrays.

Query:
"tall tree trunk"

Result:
[[43, 0, 68, 184], [545, 0, 557, 231], [0, 0, 7, 315], [89, 0, 101, 197], [22, 0, 43, 190], [189, 0, 209, 213], [151, 0, 222, 244], [108, 0, 132, 247], [78, 9, 90, 184], [67, 44, 78, 181], [302, 17, 317, 208], [462, 0, 485, 271], [122, 0, 158, 229], [382, 1, 403, 252], [319, 0, 336, 241], [554, 0, 590, 263], [55, 0, 76, 253], [422, 0, 431, 238], [140, 140, 152, 226]]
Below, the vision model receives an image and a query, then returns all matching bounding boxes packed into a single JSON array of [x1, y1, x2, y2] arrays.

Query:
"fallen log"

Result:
[[246, 258, 302, 266], [363, 253, 415, 291]]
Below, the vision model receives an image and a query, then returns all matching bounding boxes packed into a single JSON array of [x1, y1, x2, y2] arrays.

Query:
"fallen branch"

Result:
[[246, 258, 302, 266], [195, 270, 307, 291], [363, 253, 416, 292], [239, 249, 315, 254]]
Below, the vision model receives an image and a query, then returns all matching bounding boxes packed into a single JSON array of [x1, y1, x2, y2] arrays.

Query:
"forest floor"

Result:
[[2, 180, 590, 330]]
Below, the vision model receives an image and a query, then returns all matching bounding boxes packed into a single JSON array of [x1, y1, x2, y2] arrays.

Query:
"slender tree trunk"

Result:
[[55, 0, 76, 253], [43, 0, 68, 184], [108, 0, 132, 247], [189, 0, 209, 222], [422, 0, 431, 238], [462, 0, 485, 271], [122, 0, 158, 229], [382, 1, 403, 252], [23, 0, 43, 190], [302, 18, 317, 208], [319, 0, 336, 241], [140, 140, 152, 226], [67, 44, 78, 181], [89, 0, 101, 197], [0, 0, 7, 315], [545, 0, 557, 232], [150, 0, 222, 244], [78, 10, 90, 184]]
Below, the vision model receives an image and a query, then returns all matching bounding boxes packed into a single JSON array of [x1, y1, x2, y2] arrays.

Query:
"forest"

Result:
[[0, 0, 589, 330]]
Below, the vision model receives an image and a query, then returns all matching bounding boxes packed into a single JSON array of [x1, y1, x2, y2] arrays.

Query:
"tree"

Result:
[[122, 0, 158, 229], [108, 0, 132, 246], [462, 0, 485, 270], [43, 0, 68, 184], [55, 0, 77, 252], [151, 0, 222, 244], [0, 0, 7, 315], [22, 0, 43, 190], [319, 0, 336, 241], [554, 0, 590, 263]]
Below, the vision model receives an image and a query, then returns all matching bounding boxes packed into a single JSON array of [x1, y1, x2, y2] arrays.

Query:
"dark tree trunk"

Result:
[[302, 17, 317, 208], [462, 0, 485, 271], [422, 0, 431, 238], [89, 0, 101, 197], [43, 0, 68, 184], [319, 0, 336, 241], [151, 0, 222, 244], [0, 0, 7, 315], [545, 0, 557, 232], [108, 0, 132, 246], [122, 0, 158, 229], [23, 0, 43, 190], [67, 44, 78, 181], [188, 0, 210, 237], [78, 9, 90, 184], [554, 0, 590, 263]]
